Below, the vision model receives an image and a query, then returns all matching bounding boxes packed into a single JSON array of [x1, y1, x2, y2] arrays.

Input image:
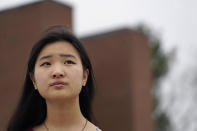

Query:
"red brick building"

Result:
[[0, 1, 154, 131]]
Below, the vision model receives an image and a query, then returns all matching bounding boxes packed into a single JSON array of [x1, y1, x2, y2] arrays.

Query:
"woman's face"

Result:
[[32, 41, 88, 101]]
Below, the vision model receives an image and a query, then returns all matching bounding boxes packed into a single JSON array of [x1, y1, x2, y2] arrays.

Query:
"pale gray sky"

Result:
[[1, 0, 197, 131], [1, 0, 197, 51]]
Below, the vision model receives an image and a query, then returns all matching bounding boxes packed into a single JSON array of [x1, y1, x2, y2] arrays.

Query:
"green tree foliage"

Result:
[[135, 24, 172, 131]]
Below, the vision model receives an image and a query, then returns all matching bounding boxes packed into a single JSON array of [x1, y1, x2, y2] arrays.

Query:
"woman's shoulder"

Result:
[[96, 126, 102, 131], [26, 122, 101, 131], [87, 121, 102, 131]]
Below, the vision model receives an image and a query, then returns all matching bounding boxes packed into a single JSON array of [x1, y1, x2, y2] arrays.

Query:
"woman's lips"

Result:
[[50, 81, 67, 88]]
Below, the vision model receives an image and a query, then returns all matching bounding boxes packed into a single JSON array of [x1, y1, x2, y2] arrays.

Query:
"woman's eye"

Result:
[[40, 62, 51, 67], [64, 60, 75, 65]]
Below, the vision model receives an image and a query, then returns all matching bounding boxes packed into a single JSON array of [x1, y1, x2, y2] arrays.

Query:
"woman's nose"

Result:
[[51, 65, 65, 79], [52, 73, 64, 78]]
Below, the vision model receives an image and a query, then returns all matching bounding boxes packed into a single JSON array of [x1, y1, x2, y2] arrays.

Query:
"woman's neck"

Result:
[[44, 97, 85, 130]]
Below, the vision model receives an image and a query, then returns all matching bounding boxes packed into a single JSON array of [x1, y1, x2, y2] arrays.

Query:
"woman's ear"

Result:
[[30, 73, 38, 90], [82, 69, 89, 86]]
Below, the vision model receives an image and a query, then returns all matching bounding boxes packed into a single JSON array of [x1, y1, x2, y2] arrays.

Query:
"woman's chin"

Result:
[[45, 92, 79, 102]]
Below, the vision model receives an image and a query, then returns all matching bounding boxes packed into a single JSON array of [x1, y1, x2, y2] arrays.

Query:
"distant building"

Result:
[[0, 1, 154, 131]]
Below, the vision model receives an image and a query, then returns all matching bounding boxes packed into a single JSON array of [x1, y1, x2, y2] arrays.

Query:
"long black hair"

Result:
[[7, 25, 95, 131]]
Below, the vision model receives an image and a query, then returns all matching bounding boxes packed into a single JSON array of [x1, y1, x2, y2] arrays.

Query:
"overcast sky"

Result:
[[1, 0, 197, 52], [1, 0, 197, 131]]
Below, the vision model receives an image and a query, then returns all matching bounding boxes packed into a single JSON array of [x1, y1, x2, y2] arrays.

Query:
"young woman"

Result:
[[7, 25, 100, 131]]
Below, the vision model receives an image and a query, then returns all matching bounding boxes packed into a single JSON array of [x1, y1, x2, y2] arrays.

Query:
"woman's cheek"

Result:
[[35, 70, 48, 90]]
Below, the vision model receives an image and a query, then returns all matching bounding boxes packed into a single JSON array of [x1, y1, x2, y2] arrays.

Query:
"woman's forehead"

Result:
[[38, 41, 80, 59]]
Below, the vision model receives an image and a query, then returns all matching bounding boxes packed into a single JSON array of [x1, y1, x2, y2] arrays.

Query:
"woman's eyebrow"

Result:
[[39, 54, 76, 61], [39, 55, 52, 61], [59, 54, 76, 59]]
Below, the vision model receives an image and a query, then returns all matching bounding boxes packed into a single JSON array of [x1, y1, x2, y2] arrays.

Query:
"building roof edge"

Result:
[[0, 0, 72, 14]]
